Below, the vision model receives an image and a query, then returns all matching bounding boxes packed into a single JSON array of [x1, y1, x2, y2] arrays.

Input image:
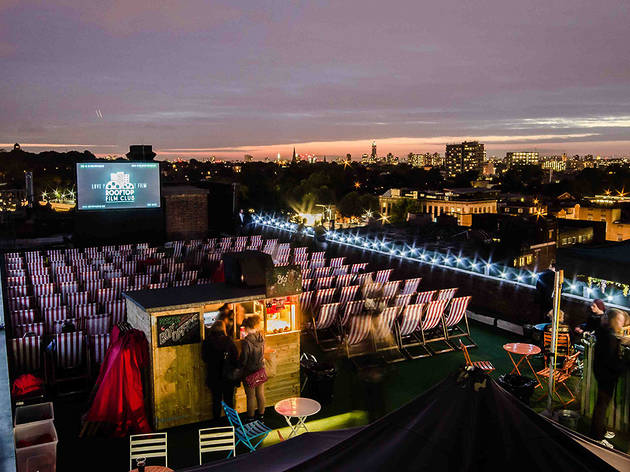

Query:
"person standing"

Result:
[[202, 311, 240, 420], [535, 261, 556, 323], [240, 315, 267, 423], [589, 309, 627, 447], [573, 299, 606, 339]]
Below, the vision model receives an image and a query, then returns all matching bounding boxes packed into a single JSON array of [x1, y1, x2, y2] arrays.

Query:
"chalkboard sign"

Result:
[[157, 312, 200, 348], [266, 265, 302, 298]]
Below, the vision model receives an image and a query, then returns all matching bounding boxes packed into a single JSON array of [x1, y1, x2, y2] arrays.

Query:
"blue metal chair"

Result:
[[221, 402, 271, 456]]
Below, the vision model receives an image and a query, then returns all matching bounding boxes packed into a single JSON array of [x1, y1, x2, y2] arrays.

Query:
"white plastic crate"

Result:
[[14, 402, 54, 427], [14, 421, 58, 472]]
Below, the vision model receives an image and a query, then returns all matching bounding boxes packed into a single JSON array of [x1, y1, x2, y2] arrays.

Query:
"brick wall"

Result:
[[164, 193, 208, 240]]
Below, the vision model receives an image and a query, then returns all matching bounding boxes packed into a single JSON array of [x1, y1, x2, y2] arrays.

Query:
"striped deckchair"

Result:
[[39, 294, 61, 309], [84, 280, 104, 300], [72, 303, 99, 321], [104, 300, 126, 324], [332, 265, 349, 276], [110, 276, 129, 291], [51, 332, 89, 394], [299, 290, 314, 314], [8, 269, 26, 278], [312, 303, 341, 348], [181, 270, 198, 281], [134, 274, 152, 289], [309, 259, 326, 270], [148, 282, 168, 290], [11, 309, 36, 327], [121, 261, 137, 275], [400, 278, 422, 295], [159, 273, 175, 283], [394, 293, 414, 307], [85, 314, 112, 335], [44, 306, 68, 333], [374, 306, 401, 343], [314, 276, 335, 290], [302, 269, 312, 281], [344, 315, 374, 358], [33, 283, 55, 297], [313, 288, 335, 308], [382, 281, 401, 298], [80, 271, 100, 282], [59, 282, 79, 295], [397, 303, 427, 358], [172, 280, 191, 287], [30, 274, 50, 285], [310, 251, 325, 261], [15, 323, 45, 338], [312, 267, 332, 279], [9, 296, 32, 311], [8, 286, 28, 297], [415, 290, 436, 304], [338, 285, 359, 306], [56, 273, 76, 284], [329, 257, 345, 267], [437, 288, 458, 301], [97, 288, 118, 304], [339, 300, 365, 333], [65, 291, 89, 306], [302, 278, 313, 291], [374, 269, 393, 284], [11, 336, 42, 374], [444, 296, 475, 347], [418, 299, 452, 353], [355, 272, 374, 285], [336, 273, 354, 288], [362, 282, 383, 298]]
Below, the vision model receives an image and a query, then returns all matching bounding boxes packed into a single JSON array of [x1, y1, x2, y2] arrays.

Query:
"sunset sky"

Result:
[[1, 0, 629, 160]]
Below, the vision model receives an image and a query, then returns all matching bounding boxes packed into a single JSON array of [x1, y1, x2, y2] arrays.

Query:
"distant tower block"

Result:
[[371, 141, 377, 160], [126, 145, 156, 161], [13, 143, 21, 151]]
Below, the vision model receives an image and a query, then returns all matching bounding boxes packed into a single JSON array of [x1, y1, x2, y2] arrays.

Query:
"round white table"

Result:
[[274, 397, 321, 438]]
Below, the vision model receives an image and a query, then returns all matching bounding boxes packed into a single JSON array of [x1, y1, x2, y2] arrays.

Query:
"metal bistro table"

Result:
[[274, 397, 321, 438], [503, 343, 543, 388]]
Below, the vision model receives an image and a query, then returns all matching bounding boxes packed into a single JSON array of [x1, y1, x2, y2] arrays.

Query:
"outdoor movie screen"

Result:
[[76, 162, 161, 210]]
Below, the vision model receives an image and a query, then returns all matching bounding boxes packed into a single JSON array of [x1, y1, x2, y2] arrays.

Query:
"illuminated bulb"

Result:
[[455, 257, 462, 264], [516, 275, 523, 281], [432, 257, 439, 263], [471, 262, 478, 269], [500, 272, 508, 278]]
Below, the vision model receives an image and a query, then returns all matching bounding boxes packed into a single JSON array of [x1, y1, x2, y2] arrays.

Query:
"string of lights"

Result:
[[252, 213, 630, 311]]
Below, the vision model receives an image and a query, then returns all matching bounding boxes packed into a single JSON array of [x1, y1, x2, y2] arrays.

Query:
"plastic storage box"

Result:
[[14, 421, 58, 472], [14, 402, 54, 427]]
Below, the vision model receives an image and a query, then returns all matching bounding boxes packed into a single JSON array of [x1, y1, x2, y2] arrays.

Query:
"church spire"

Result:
[[292, 147, 297, 163]]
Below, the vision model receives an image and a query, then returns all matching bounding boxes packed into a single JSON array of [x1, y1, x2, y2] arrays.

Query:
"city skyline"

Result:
[[2, 1, 630, 159]]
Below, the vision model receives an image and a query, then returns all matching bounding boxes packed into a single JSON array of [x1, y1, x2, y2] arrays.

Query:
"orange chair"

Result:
[[459, 340, 495, 373], [536, 352, 579, 405]]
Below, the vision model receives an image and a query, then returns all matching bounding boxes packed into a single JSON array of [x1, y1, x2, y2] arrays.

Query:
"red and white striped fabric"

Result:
[[64, 248, 80, 257], [329, 257, 345, 267], [293, 246, 307, 254], [79, 271, 100, 282], [15, 323, 45, 338], [8, 286, 28, 297], [382, 280, 401, 298], [27, 266, 48, 276], [59, 280, 78, 293], [24, 251, 42, 261], [363, 282, 383, 298], [444, 296, 471, 327], [72, 303, 98, 319], [54, 264, 73, 275], [312, 267, 332, 279], [39, 294, 61, 309], [234, 236, 247, 247], [338, 285, 359, 305], [332, 265, 349, 276], [181, 270, 198, 281], [159, 273, 175, 283], [85, 314, 112, 335], [120, 261, 137, 275], [315, 303, 340, 330], [399, 303, 425, 336], [401, 278, 422, 295], [65, 291, 89, 306], [102, 270, 123, 280], [172, 280, 192, 287], [104, 300, 126, 324], [374, 269, 393, 284], [133, 274, 151, 289], [345, 315, 372, 346], [339, 300, 364, 327], [136, 242, 150, 250], [55, 332, 85, 369], [299, 291, 314, 312], [89, 334, 111, 365], [5, 251, 21, 259], [96, 288, 118, 304], [84, 280, 104, 300], [249, 235, 262, 245], [350, 263, 368, 273], [374, 306, 401, 340], [7, 276, 27, 286], [9, 296, 32, 310], [119, 243, 132, 251], [148, 282, 168, 290], [292, 252, 308, 264], [11, 309, 36, 326], [415, 290, 436, 304], [33, 283, 55, 297], [394, 293, 414, 307], [355, 272, 374, 285], [101, 244, 117, 254], [301, 269, 312, 281], [7, 269, 26, 278], [110, 276, 129, 291], [310, 251, 325, 261], [302, 278, 313, 291], [335, 273, 354, 288], [314, 288, 336, 308], [10, 337, 41, 373], [421, 299, 449, 331], [437, 288, 458, 301], [146, 264, 162, 274], [309, 259, 326, 269], [314, 276, 335, 290], [44, 306, 68, 333]]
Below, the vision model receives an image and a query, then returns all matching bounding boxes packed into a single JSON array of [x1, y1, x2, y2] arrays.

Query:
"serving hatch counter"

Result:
[[125, 280, 301, 430]]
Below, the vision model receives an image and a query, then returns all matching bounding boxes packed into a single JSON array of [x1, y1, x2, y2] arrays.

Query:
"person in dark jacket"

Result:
[[201, 311, 240, 419], [573, 299, 606, 340], [240, 315, 266, 422], [589, 309, 628, 445], [535, 261, 556, 323]]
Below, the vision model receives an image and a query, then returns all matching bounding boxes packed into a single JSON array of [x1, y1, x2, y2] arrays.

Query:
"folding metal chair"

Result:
[[199, 426, 236, 463], [221, 402, 270, 456], [536, 352, 580, 405], [130, 432, 168, 469], [460, 340, 494, 372]]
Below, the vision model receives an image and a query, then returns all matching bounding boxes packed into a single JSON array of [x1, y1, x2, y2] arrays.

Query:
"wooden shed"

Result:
[[125, 282, 301, 430]]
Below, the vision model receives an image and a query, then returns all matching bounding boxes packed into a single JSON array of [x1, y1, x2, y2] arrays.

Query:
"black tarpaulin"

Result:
[[184, 368, 629, 471]]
